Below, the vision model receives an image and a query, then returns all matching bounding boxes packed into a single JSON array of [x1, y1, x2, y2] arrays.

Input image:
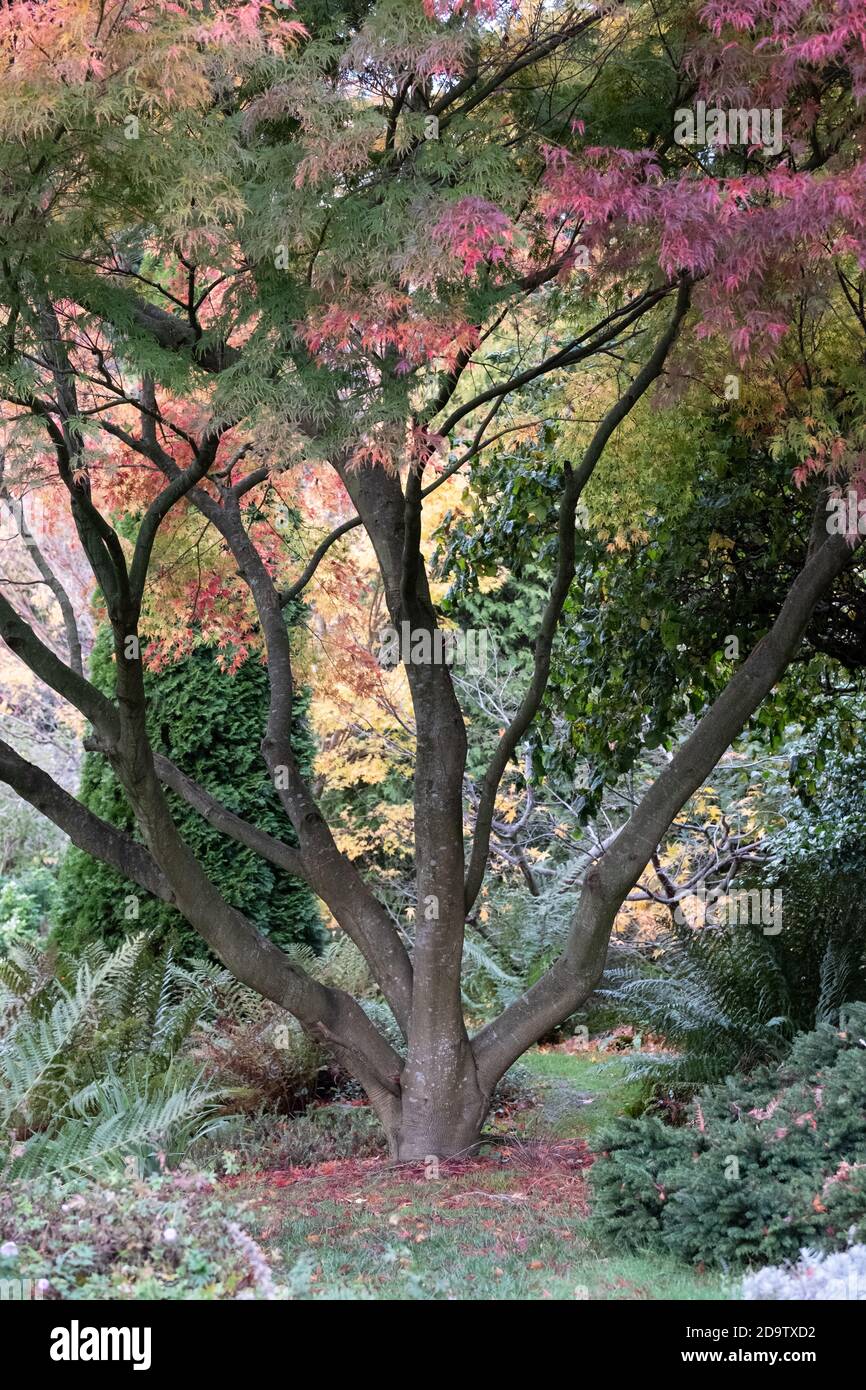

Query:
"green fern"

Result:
[[461, 933, 523, 1011], [0, 938, 145, 1128], [0, 934, 226, 1178], [600, 929, 796, 1091], [7, 1064, 222, 1180]]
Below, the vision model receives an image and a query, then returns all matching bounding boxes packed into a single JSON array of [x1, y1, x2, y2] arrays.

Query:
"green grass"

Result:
[[518, 1047, 647, 1137], [229, 1043, 730, 1300], [237, 1161, 733, 1300]]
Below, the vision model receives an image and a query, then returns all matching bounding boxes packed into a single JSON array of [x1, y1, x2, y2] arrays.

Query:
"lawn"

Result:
[[227, 1045, 733, 1300], [517, 1045, 647, 1137]]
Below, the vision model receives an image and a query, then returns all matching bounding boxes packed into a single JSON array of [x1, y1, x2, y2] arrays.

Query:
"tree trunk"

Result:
[[390, 1045, 490, 1160]]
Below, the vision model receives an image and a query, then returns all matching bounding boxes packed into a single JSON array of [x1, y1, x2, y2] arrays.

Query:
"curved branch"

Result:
[[279, 513, 362, 606], [473, 519, 860, 1087], [433, 283, 673, 439], [0, 589, 117, 740], [128, 430, 225, 604], [465, 277, 693, 911], [0, 464, 83, 677], [0, 738, 172, 903], [151, 751, 308, 882], [1, 737, 403, 1107]]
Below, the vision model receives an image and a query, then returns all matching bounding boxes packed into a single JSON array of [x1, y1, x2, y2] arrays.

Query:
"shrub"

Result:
[[742, 1243, 866, 1300], [591, 1003, 866, 1268], [191, 998, 328, 1115], [0, 1172, 301, 1299], [0, 867, 58, 951], [281, 1103, 385, 1166], [196, 1101, 386, 1174]]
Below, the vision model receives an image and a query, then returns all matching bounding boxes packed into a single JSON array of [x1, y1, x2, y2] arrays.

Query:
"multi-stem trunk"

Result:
[[391, 1048, 490, 1160]]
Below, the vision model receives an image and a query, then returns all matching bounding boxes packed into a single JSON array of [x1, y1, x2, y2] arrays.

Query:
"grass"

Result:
[[233, 1154, 733, 1300], [224, 1043, 734, 1300], [518, 1046, 647, 1136]]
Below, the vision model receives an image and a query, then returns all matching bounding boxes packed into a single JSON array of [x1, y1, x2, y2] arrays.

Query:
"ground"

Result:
[[225, 1044, 734, 1300]]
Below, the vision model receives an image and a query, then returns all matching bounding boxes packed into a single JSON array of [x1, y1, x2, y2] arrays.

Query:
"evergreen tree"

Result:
[[57, 626, 324, 957]]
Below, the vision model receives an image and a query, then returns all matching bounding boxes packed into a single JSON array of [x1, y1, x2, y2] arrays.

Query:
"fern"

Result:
[[0, 938, 144, 1128], [7, 1064, 221, 1180], [461, 933, 523, 1010], [815, 934, 862, 1024], [0, 934, 226, 1178], [600, 929, 796, 1091]]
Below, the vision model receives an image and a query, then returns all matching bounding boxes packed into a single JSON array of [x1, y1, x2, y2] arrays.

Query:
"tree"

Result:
[[0, 0, 865, 1157], [56, 624, 323, 956]]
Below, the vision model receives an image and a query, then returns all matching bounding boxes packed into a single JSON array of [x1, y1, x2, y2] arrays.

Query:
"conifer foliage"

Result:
[[591, 1004, 866, 1268], [57, 627, 323, 956]]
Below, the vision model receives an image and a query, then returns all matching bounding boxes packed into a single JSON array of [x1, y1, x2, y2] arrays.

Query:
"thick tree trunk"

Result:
[[390, 1052, 490, 1160]]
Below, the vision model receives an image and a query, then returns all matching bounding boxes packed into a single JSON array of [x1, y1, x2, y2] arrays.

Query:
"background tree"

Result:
[[57, 623, 323, 956]]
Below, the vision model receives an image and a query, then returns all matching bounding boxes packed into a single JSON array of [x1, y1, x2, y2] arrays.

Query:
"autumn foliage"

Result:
[[0, 0, 865, 1157]]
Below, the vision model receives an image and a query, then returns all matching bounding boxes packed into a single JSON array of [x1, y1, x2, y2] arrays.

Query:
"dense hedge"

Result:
[[56, 627, 323, 956], [591, 1003, 866, 1267]]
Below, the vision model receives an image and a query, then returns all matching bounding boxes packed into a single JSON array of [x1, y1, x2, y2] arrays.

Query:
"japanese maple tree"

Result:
[[1, 0, 865, 1156]]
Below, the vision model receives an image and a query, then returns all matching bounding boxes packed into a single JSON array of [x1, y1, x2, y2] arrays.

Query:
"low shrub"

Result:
[[199, 1101, 386, 1175], [192, 999, 328, 1115], [0, 1172, 304, 1299], [190, 940, 403, 1113], [591, 1003, 866, 1267], [0, 867, 58, 951], [742, 1243, 866, 1300]]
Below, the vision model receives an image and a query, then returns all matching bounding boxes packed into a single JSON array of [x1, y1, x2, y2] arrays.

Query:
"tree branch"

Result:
[[473, 519, 861, 1087], [0, 458, 83, 676], [432, 282, 674, 439], [151, 751, 308, 882], [465, 277, 693, 910], [0, 737, 173, 903], [0, 589, 117, 739]]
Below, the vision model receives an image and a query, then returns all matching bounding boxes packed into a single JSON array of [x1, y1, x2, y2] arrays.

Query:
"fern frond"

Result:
[[6, 1065, 222, 1180]]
